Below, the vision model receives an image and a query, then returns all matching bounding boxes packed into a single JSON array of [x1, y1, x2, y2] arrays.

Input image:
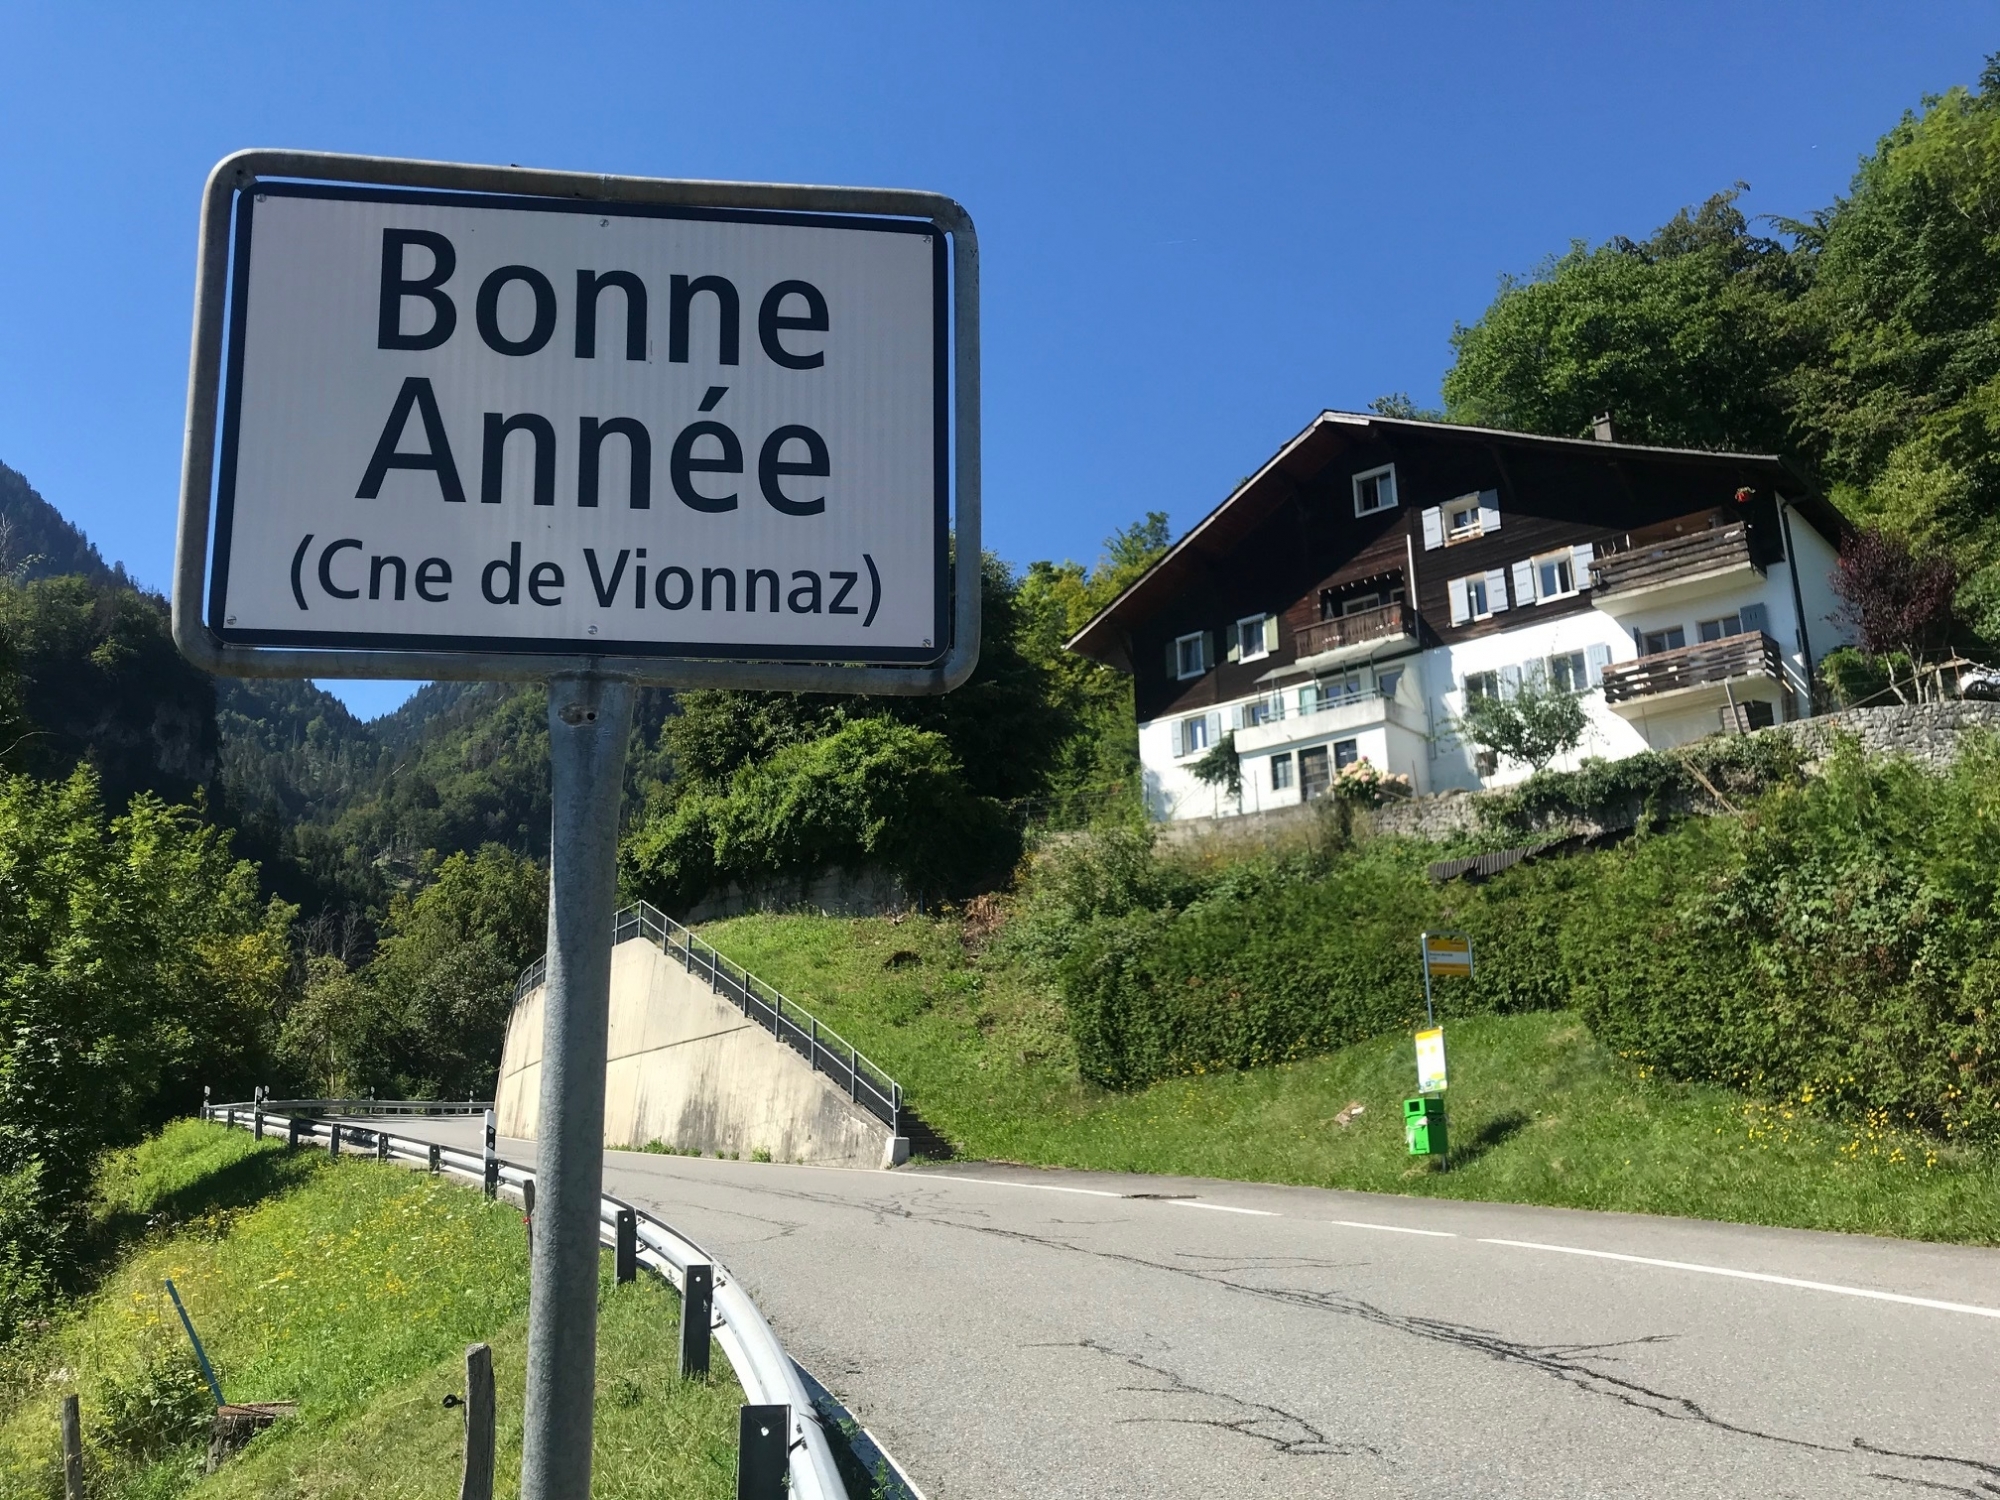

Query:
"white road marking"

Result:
[[1328, 1219, 1457, 1238], [1168, 1200, 1278, 1217], [911, 1172, 1124, 1199], [1481, 1238, 2000, 1320]]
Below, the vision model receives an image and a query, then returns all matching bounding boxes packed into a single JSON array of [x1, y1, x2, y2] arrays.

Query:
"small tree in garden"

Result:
[[1831, 527, 1959, 702], [1453, 670, 1589, 774], [1189, 731, 1242, 801]]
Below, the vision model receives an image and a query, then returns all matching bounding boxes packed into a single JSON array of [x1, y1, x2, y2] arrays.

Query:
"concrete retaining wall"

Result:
[[496, 937, 902, 1170]]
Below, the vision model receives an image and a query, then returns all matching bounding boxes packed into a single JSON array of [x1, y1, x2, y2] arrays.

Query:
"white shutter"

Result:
[[1587, 644, 1612, 688], [1421, 506, 1444, 550], [1448, 577, 1470, 625], [1225, 620, 1241, 663], [1499, 664, 1524, 699], [1508, 560, 1534, 606], [1208, 712, 1224, 746], [1478, 489, 1501, 533], [1489, 567, 1514, 613], [1264, 614, 1280, 654], [1570, 542, 1595, 589], [1739, 602, 1769, 636]]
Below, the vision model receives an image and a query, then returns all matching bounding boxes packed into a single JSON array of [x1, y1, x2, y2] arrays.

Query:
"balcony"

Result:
[[1233, 685, 1427, 754], [1601, 630, 1783, 713], [1589, 519, 1760, 614], [1291, 602, 1418, 668]]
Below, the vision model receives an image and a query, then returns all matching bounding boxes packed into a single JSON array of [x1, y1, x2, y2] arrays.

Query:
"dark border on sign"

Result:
[[207, 179, 952, 668]]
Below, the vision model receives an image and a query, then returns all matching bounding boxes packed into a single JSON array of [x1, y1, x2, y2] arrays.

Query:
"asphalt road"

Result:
[[363, 1118, 1998, 1499]]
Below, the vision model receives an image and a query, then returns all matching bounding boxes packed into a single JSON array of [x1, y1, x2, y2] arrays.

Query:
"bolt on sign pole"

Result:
[[172, 151, 978, 1500]]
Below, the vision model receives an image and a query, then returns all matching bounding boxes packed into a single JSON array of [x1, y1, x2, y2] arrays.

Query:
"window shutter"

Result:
[[1508, 559, 1534, 606], [1229, 704, 1244, 730], [1225, 620, 1241, 663], [1448, 577, 1470, 625], [1587, 643, 1611, 688], [1421, 506, 1444, 550], [1488, 567, 1513, 613], [1208, 712, 1225, 746], [1739, 602, 1769, 636], [1203, 632, 1215, 672], [1264, 614, 1280, 654], [1499, 664, 1524, 699], [1570, 542, 1595, 588], [1166, 640, 1179, 678], [1478, 489, 1501, 533]]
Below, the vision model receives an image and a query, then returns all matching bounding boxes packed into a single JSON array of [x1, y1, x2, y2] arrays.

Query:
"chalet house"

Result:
[[1065, 411, 1855, 821]]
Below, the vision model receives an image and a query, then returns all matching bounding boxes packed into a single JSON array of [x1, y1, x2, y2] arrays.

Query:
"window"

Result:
[[1448, 569, 1510, 625], [1353, 464, 1398, 516], [1299, 745, 1331, 800], [1641, 625, 1687, 656], [1474, 749, 1499, 778], [1535, 552, 1576, 600], [1174, 631, 1208, 680], [1342, 593, 1381, 616], [1378, 667, 1404, 701], [1422, 490, 1500, 550], [1242, 696, 1284, 727], [1697, 613, 1741, 644], [1234, 614, 1273, 662], [1270, 752, 1294, 791], [1463, 669, 1500, 702], [1333, 738, 1360, 770], [1179, 714, 1212, 756], [1316, 671, 1365, 706], [1548, 651, 1588, 693]]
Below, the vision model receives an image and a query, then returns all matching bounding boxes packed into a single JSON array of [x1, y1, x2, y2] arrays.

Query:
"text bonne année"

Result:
[[352, 228, 843, 516]]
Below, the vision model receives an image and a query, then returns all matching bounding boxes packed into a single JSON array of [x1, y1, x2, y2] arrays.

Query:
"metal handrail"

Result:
[[514, 901, 904, 1132], [199, 1105, 844, 1500]]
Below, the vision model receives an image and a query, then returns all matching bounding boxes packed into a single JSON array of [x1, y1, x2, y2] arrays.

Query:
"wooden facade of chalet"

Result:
[[1069, 411, 1845, 726]]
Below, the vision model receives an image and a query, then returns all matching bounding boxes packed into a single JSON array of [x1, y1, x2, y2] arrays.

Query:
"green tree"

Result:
[[1443, 188, 1807, 452], [1452, 671, 1590, 774]]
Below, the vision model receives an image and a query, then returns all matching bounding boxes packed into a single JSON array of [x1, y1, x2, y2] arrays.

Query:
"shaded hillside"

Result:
[[0, 462, 121, 585]]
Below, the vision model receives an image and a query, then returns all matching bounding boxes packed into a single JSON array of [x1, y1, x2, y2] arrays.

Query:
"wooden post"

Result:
[[460, 1343, 495, 1500], [60, 1394, 82, 1500]]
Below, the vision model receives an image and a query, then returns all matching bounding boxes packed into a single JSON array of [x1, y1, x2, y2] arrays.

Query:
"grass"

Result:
[[703, 910, 2000, 1244], [0, 1121, 742, 1500]]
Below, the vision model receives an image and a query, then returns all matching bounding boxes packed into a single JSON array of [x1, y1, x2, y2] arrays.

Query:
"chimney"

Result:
[[1592, 413, 1617, 443]]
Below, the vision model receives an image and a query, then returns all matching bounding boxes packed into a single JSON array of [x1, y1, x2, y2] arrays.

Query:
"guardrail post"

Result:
[[736, 1404, 788, 1500], [679, 1263, 712, 1380], [848, 1046, 859, 1102], [225, 1107, 235, 1131], [286, 1116, 301, 1151], [328, 1122, 341, 1159], [429, 1143, 441, 1175], [483, 1109, 497, 1198], [461, 1342, 496, 1500], [60, 1393, 83, 1500], [202, 1085, 210, 1121], [522, 1179, 535, 1253], [376, 1129, 389, 1162], [614, 1208, 636, 1284]]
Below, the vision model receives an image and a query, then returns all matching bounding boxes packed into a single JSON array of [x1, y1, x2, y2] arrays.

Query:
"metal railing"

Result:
[[1601, 630, 1783, 706], [246, 1098, 493, 1118], [515, 901, 903, 1132], [1293, 602, 1416, 659], [197, 1103, 844, 1500]]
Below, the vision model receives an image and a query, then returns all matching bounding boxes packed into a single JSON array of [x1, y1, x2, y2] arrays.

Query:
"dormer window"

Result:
[[1353, 464, 1398, 517]]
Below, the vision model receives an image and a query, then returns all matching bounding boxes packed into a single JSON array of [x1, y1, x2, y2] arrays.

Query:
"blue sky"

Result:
[[1, 3, 1991, 718]]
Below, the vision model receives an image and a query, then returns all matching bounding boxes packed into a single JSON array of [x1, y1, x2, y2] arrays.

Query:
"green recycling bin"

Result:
[[1404, 1095, 1447, 1158]]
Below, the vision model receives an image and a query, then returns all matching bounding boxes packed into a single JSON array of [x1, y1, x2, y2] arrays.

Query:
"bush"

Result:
[[1569, 736, 2000, 1144], [1048, 837, 1589, 1088], [623, 718, 1015, 910]]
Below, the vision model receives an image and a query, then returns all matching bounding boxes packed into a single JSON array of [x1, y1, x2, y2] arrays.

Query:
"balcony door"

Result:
[[1299, 745, 1331, 801]]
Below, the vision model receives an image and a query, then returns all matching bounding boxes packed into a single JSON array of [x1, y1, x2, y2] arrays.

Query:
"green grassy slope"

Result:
[[0, 1122, 740, 1500], [704, 911, 2000, 1244]]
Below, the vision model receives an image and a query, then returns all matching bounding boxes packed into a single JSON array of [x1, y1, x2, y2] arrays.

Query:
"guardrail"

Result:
[[238, 1098, 493, 1118], [514, 900, 903, 1132], [199, 1102, 845, 1500]]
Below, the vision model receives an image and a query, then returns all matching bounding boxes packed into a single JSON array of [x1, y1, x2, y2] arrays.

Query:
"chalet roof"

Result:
[[1064, 409, 1845, 666]]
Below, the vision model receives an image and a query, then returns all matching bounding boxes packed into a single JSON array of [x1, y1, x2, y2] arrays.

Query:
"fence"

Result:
[[514, 901, 904, 1132], [198, 1102, 845, 1500]]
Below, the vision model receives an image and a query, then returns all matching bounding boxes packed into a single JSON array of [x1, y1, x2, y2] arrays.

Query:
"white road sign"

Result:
[[187, 164, 968, 677]]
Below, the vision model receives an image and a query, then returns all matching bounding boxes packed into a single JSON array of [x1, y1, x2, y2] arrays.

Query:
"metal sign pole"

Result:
[[520, 672, 634, 1500]]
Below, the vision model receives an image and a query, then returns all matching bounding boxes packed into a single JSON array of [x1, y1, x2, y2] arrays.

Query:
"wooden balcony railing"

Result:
[[1601, 630, 1781, 706], [1590, 522, 1756, 599], [1293, 602, 1416, 659]]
